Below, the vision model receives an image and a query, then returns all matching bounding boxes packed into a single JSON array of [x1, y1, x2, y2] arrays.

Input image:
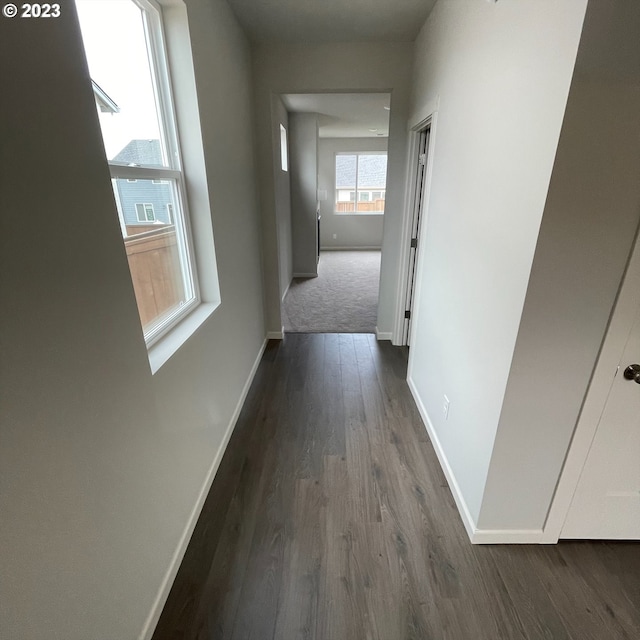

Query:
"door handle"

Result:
[[623, 364, 640, 383]]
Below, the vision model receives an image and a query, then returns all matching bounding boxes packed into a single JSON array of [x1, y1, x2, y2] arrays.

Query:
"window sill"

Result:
[[148, 301, 219, 374]]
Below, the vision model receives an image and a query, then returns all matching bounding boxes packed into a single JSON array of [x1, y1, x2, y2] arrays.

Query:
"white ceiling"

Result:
[[225, 0, 437, 44], [282, 93, 391, 138]]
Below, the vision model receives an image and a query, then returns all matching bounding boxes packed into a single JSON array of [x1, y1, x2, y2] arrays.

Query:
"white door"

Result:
[[561, 299, 640, 539], [402, 127, 430, 346]]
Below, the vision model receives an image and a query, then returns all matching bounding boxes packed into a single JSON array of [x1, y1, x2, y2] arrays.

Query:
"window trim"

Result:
[[334, 151, 387, 215]]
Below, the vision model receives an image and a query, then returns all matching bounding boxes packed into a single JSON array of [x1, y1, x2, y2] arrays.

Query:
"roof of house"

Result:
[[91, 80, 119, 114], [336, 154, 387, 189], [113, 139, 163, 166]]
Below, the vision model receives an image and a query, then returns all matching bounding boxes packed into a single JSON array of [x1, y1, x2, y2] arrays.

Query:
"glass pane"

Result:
[[112, 178, 195, 333], [336, 155, 356, 212], [357, 155, 387, 189], [280, 125, 288, 171], [76, 0, 168, 167], [357, 155, 387, 212]]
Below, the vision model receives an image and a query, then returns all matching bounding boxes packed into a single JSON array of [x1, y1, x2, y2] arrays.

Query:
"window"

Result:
[[135, 202, 155, 222], [76, 0, 199, 346], [280, 124, 288, 171], [335, 153, 387, 213]]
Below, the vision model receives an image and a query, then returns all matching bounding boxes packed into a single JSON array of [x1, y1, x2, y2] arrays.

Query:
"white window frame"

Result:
[[334, 151, 387, 215], [93, 0, 201, 348]]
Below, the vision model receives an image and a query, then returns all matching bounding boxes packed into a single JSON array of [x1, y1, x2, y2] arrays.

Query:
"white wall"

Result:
[[252, 42, 413, 336], [318, 137, 387, 249], [271, 96, 293, 299], [289, 112, 319, 276], [0, 0, 266, 637], [406, 0, 587, 527], [478, 0, 640, 532]]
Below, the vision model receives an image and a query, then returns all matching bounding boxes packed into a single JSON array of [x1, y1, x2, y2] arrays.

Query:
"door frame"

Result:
[[542, 223, 640, 542], [392, 104, 438, 345]]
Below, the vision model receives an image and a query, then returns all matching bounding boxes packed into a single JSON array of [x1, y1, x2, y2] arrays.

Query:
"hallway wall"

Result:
[[290, 113, 319, 277], [406, 0, 588, 532], [252, 42, 413, 337], [0, 0, 266, 638], [479, 0, 640, 532]]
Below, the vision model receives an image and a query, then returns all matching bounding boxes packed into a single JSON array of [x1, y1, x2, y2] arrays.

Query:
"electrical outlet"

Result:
[[443, 395, 450, 420], [332, 234, 337, 240]]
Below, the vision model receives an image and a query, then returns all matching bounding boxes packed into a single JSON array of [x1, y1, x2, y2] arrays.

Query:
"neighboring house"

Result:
[[90, 84, 174, 228], [91, 79, 119, 114], [112, 139, 174, 228]]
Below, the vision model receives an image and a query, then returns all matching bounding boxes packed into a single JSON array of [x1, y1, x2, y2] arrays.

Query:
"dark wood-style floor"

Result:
[[153, 334, 640, 640]]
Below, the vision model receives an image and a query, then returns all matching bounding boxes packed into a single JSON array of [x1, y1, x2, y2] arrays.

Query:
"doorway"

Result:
[[396, 120, 434, 347], [276, 92, 391, 334], [402, 126, 431, 345], [545, 225, 640, 540]]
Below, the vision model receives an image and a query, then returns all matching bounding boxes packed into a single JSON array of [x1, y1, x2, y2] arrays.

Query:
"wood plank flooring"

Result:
[[153, 334, 640, 640]]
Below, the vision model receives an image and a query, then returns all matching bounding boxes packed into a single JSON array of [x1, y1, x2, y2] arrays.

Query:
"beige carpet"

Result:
[[282, 250, 381, 333]]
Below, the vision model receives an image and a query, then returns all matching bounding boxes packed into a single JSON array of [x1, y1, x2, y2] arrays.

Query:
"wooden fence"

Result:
[[124, 225, 184, 329], [336, 199, 385, 213]]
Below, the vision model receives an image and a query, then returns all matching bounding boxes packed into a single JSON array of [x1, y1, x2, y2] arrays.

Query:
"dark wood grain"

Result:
[[153, 333, 640, 640]]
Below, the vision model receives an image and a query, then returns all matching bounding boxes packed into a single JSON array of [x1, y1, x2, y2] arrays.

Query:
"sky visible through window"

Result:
[[76, 0, 164, 164]]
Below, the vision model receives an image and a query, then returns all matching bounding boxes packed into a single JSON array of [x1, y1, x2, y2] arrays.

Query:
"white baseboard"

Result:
[[407, 375, 478, 543], [407, 375, 547, 545], [471, 528, 545, 544], [140, 338, 268, 640], [375, 326, 393, 341], [281, 281, 291, 302], [292, 272, 318, 278], [267, 327, 285, 340], [320, 246, 381, 251]]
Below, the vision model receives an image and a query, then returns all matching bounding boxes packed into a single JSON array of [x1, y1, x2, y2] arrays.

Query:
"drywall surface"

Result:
[[272, 96, 293, 297], [319, 138, 386, 249], [289, 113, 319, 276], [478, 0, 640, 531], [406, 0, 587, 524], [252, 42, 413, 335], [0, 0, 265, 638]]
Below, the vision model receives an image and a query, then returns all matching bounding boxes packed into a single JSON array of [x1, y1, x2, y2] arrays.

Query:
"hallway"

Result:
[[282, 251, 381, 333], [153, 334, 640, 640]]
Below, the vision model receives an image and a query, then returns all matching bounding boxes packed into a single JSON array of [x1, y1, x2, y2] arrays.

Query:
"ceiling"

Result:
[[225, 0, 437, 44], [282, 93, 391, 138]]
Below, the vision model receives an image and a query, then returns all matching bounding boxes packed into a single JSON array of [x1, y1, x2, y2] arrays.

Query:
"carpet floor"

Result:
[[282, 250, 381, 333]]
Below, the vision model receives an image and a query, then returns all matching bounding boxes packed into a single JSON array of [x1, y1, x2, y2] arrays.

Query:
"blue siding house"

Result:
[[112, 140, 175, 228]]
